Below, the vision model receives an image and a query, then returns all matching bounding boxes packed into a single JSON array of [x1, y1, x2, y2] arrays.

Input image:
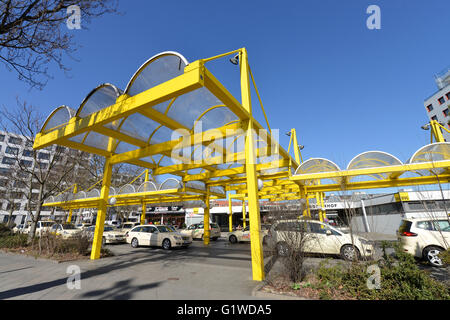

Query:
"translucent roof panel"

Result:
[[347, 151, 403, 182], [192, 106, 239, 132], [160, 178, 182, 190], [83, 132, 112, 151], [166, 87, 232, 129], [125, 52, 188, 97], [77, 84, 122, 118], [41, 106, 75, 133], [409, 142, 450, 176], [119, 113, 162, 143], [86, 189, 100, 198], [294, 158, 341, 185], [118, 184, 136, 194], [186, 181, 206, 191], [137, 181, 158, 193]]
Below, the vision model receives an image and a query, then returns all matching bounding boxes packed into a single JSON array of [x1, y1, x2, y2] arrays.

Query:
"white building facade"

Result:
[[424, 67, 450, 141]]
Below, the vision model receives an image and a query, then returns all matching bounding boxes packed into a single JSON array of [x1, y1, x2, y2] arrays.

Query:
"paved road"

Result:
[[0, 237, 447, 300], [0, 239, 265, 300]]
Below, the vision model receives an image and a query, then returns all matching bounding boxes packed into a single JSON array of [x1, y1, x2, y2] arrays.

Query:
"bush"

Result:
[[0, 234, 28, 248], [33, 233, 91, 256], [0, 223, 13, 237], [315, 244, 450, 300], [441, 249, 450, 265]]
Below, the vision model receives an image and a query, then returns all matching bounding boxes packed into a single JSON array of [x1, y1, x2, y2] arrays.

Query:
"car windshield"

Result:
[[62, 224, 76, 230], [41, 222, 54, 227], [156, 226, 173, 233], [103, 226, 115, 232]]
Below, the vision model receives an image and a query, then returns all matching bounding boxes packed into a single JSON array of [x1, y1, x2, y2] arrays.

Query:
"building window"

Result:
[[443, 109, 449, 117], [8, 136, 23, 145], [20, 160, 33, 168], [438, 97, 445, 105], [0, 168, 11, 176], [25, 140, 33, 148], [0, 135, 4, 142], [446, 92, 450, 100], [38, 162, 48, 170], [431, 115, 438, 121], [426, 104, 433, 112], [38, 153, 50, 160], [5, 146, 19, 155], [22, 149, 34, 157], [56, 146, 67, 153], [2, 157, 16, 165]]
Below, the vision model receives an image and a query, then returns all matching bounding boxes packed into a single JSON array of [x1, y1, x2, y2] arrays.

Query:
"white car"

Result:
[[12, 224, 26, 234], [21, 221, 55, 236], [398, 217, 450, 267], [126, 224, 192, 250], [228, 225, 271, 244], [50, 223, 82, 239], [267, 219, 374, 261], [116, 222, 141, 237], [179, 223, 221, 241], [83, 225, 126, 245]]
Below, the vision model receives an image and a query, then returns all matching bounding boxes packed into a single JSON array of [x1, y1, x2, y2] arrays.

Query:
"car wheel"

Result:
[[340, 244, 360, 261], [162, 239, 171, 250], [424, 246, 445, 267], [212, 237, 218, 241], [263, 236, 268, 245], [229, 235, 238, 244], [131, 238, 139, 248], [102, 237, 106, 246], [276, 242, 289, 257]]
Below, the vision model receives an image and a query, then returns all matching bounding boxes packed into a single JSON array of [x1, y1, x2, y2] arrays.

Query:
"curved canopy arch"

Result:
[[294, 158, 341, 185], [118, 184, 136, 195], [77, 83, 122, 118], [159, 178, 183, 190], [137, 181, 158, 193], [408, 142, 450, 176], [347, 151, 404, 182], [40, 106, 75, 134], [125, 51, 189, 97]]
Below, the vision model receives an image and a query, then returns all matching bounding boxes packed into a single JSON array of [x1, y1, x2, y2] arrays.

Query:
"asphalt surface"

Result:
[[0, 235, 447, 300]]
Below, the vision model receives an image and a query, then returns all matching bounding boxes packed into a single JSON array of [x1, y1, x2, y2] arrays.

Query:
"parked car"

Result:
[[75, 223, 92, 230], [398, 217, 450, 267], [20, 221, 55, 236], [116, 222, 140, 237], [50, 223, 82, 239], [266, 219, 374, 261], [12, 224, 26, 234], [126, 224, 192, 249], [179, 223, 221, 241], [83, 225, 126, 245], [228, 225, 270, 244]]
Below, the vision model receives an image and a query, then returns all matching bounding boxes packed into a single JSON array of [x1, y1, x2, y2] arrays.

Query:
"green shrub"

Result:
[[0, 234, 28, 248], [315, 244, 450, 300], [441, 249, 450, 265], [0, 223, 13, 237]]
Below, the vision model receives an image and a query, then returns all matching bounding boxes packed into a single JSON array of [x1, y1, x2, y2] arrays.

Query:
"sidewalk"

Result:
[[0, 247, 266, 300]]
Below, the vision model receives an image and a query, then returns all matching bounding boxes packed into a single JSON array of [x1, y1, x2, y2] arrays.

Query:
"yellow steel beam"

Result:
[[109, 121, 244, 165], [291, 161, 450, 182], [241, 48, 264, 281], [90, 158, 112, 260], [34, 66, 204, 150]]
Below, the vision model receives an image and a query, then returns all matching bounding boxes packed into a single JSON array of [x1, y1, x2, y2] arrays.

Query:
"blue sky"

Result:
[[1, 0, 450, 172]]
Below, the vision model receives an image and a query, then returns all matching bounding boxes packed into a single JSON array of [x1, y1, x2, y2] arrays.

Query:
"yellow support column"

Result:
[[242, 200, 247, 229], [430, 120, 445, 142], [67, 184, 78, 223], [321, 192, 327, 222], [228, 197, 233, 232], [141, 170, 149, 225], [90, 159, 113, 260], [241, 48, 265, 281], [203, 186, 211, 245]]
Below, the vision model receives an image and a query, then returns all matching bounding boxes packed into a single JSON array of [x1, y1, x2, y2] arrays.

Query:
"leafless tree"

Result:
[[0, 99, 81, 242], [0, 0, 119, 89]]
